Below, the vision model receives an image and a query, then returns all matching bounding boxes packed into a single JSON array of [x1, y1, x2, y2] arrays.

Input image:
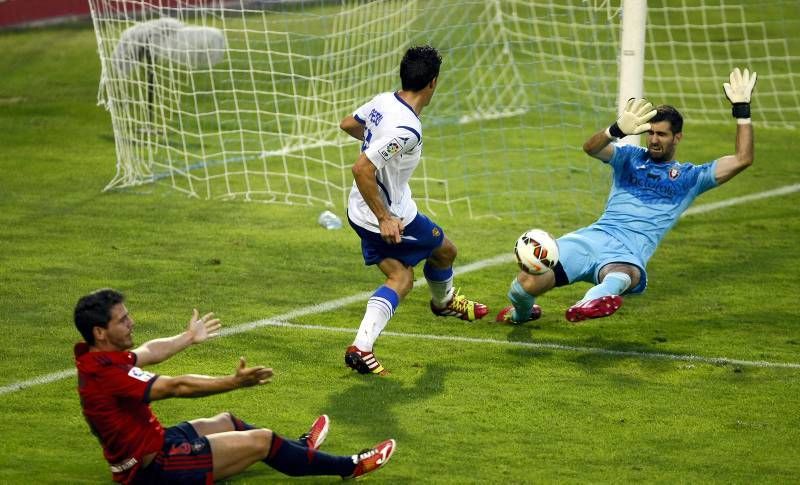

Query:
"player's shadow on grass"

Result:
[[504, 321, 541, 342], [323, 363, 456, 442]]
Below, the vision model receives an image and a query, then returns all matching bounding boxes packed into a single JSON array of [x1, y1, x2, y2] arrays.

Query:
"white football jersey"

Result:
[[347, 92, 423, 232]]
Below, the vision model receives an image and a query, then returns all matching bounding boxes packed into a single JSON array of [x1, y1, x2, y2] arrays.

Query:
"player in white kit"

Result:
[[340, 45, 488, 375]]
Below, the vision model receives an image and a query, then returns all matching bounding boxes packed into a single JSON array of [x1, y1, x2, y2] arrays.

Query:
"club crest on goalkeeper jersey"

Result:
[[588, 143, 718, 265], [348, 92, 423, 232]]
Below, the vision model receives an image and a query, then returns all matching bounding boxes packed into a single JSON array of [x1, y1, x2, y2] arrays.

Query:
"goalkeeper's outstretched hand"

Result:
[[608, 98, 657, 138], [723, 67, 757, 118]]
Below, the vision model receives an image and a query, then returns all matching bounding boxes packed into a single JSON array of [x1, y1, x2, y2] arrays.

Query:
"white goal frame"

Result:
[[89, 0, 800, 226]]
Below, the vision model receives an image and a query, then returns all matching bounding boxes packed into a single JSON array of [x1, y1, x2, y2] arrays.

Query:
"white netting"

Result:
[[89, 0, 800, 228], [644, 1, 800, 129]]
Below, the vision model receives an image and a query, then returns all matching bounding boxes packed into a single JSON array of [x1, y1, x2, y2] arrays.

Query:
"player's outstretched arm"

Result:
[[133, 309, 221, 367], [715, 67, 757, 185], [584, 98, 657, 161], [149, 357, 273, 401]]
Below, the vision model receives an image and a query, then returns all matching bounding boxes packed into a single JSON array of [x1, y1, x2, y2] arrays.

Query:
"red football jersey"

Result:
[[75, 342, 165, 483]]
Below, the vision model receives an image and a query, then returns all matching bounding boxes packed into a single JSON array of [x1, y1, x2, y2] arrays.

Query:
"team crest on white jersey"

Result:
[[378, 138, 403, 160]]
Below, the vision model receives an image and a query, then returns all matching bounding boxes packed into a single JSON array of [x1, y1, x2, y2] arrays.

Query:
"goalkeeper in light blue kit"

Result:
[[496, 68, 757, 324]]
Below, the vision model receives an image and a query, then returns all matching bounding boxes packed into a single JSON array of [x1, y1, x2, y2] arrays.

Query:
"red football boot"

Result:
[[298, 414, 329, 450], [495, 304, 542, 325], [344, 439, 396, 480], [565, 295, 623, 323], [344, 345, 387, 376]]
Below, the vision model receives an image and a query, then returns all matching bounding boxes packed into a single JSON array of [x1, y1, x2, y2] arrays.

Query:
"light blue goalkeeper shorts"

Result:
[[555, 226, 648, 294]]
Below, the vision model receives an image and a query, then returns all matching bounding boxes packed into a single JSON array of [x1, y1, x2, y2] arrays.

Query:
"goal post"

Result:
[[89, 0, 800, 229], [617, 0, 647, 147]]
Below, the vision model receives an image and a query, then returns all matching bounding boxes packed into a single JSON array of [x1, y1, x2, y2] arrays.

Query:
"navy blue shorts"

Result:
[[348, 212, 445, 267], [133, 422, 213, 484]]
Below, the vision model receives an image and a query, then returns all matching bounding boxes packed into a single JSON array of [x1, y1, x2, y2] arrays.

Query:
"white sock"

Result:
[[424, 263, 454, 308], [430, 285, 454, 308], [353, 286, 398, 351], [579, 272, 631, 304]]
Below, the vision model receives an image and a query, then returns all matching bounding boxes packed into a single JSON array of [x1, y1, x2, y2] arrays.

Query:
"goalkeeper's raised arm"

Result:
[[583, 98, 657, 162], [714, 67, 757, 185]]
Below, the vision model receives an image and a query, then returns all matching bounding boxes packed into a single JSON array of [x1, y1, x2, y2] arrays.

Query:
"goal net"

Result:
[[89, 0, 800, 229]]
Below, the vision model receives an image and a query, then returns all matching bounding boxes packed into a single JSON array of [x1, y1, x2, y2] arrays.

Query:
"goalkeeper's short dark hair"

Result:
[[652, 105, 683, 134], [400, 45, 442, 92], [74, 288, 125, 345]]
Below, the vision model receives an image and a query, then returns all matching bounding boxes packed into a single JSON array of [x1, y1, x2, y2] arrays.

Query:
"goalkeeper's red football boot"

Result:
[[298, 414, 329, 450], [495, 304, 542, 325], [344, 439, 396, 480], [345, 346, 388, 376], [430, 289, 488, 321], [565, 295, 623, 323]]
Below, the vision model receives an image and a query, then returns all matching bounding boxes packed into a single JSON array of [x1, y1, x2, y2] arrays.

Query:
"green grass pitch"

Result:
[[1, 7, 800, 484]]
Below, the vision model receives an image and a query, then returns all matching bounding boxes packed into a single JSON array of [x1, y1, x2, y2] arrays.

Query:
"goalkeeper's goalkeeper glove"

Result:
[[607, 98, 658, 138], [723, 67, 757, 119]]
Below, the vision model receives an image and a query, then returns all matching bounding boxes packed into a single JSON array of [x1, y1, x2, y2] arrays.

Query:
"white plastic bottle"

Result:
[[317, 210, 343, 230]]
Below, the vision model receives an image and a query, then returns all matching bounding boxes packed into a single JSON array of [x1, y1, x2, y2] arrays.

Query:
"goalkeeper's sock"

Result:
[[263, 433, 355, 477], [353, 285, 398, 351], [580, 272, 631, 303], [424, 263, 454, 307], [508, 278, 536, 322]]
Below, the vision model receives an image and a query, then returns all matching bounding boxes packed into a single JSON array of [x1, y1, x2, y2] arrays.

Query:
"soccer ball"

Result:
[[514, 229, 559, 275]]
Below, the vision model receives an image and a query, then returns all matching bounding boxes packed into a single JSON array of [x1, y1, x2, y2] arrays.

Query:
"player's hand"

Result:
[[234, 356, 273, 387], [723, 67, 757, 104], [609, 98, 657, 137], [379, 216, 403, 244], [723, 67, 757, 119], [187, 309, 221, 344]]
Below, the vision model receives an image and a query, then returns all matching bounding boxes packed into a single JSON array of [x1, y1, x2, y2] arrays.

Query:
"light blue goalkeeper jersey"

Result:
[[588, 144, 718, 265]]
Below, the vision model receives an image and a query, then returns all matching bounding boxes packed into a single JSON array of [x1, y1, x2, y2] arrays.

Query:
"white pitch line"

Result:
[[2, 184, 799, 397], [240, 320, 800, 370], [682, 183, 800, 217], [224, 253, 514, 336], [0, 369, 76, 396]]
